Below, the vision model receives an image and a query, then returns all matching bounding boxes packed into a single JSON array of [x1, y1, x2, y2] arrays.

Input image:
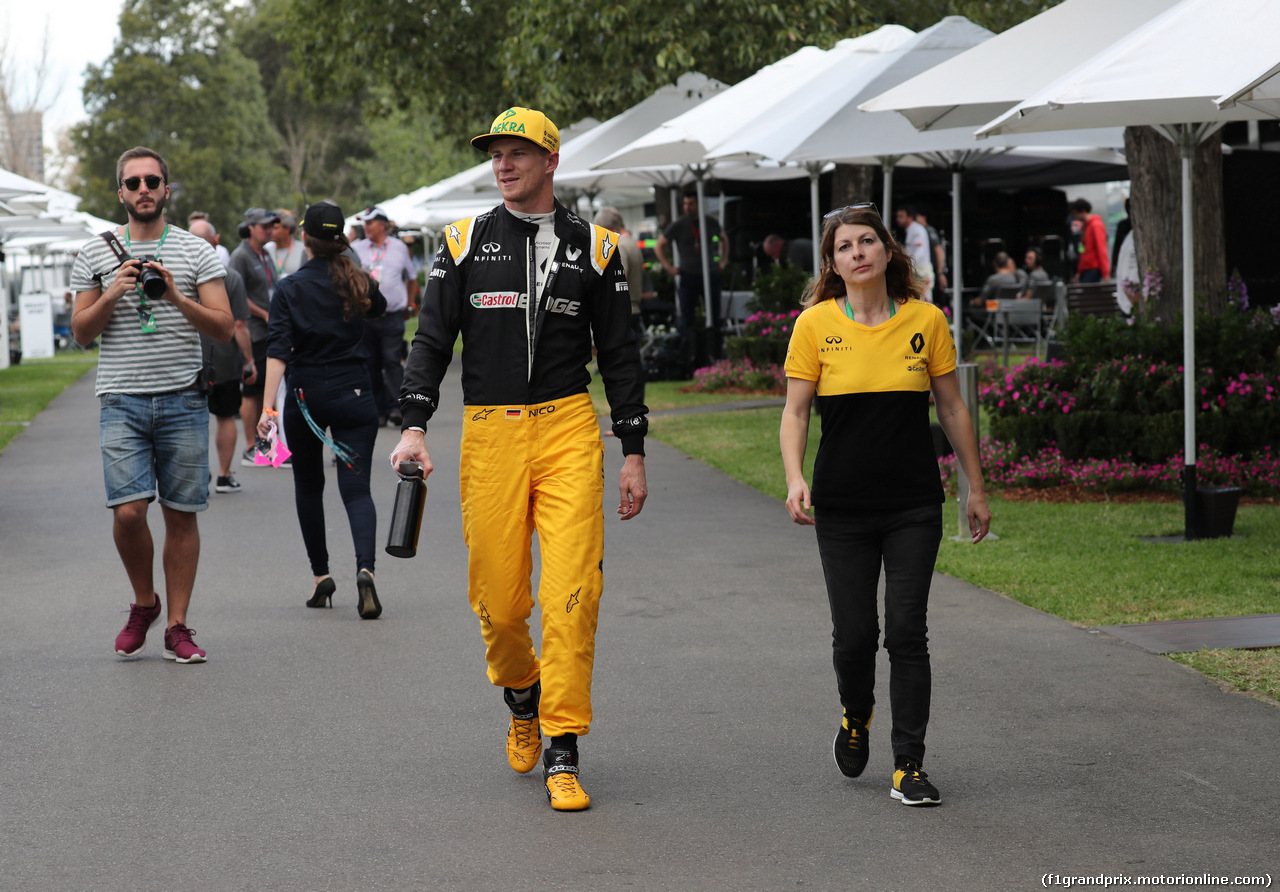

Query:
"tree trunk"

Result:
[[1123, 125, 1226, 322], [832, 163, 875, 208]]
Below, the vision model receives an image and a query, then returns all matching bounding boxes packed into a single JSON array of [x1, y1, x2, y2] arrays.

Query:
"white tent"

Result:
[[597, 32, 916, 322], [1, 169, 117, 367], [706, 17, 1126, 346], [976, 0, 1280, 137], [858, 0, 1184, 131], [708, 18, 989, 277], [549, 72, 727, 202], [973, 0, 1280, 539]]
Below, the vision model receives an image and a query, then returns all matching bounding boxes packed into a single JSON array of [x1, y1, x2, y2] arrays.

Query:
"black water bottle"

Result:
[[385, 461, 426, 558]]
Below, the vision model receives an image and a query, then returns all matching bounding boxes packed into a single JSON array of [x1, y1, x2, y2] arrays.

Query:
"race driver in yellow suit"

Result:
[[390, 107, 648, 811]]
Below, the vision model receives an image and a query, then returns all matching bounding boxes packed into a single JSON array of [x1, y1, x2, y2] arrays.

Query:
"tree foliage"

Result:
[[501, 1, 865, 124], [230, 0, 375, 204], [287, 0, 515, 139], [73, 0, 280, 235], [866, 0, 1063, 33], [289, 0, 868, 136], [286, 0, 1064, 138]]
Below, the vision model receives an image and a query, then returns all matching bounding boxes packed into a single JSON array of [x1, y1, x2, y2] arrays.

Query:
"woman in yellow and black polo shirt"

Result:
[[780, 204, 990, 807]]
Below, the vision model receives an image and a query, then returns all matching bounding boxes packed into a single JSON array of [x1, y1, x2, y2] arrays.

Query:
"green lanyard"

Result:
[[124, 224, 170, 332], [843, 296, 896, 322]]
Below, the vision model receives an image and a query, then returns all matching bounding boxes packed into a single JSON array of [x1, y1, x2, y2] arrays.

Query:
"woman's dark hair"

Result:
[[801, 206, 925, 309], [304, 233, 371, 320]]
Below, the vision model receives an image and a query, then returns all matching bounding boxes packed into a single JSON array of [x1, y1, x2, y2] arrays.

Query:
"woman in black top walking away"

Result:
[[258, 202, 388, 618]]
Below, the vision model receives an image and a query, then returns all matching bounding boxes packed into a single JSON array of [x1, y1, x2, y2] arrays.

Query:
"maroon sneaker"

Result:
[[163, 623, 207, 663], [115, 596, 162, 658]]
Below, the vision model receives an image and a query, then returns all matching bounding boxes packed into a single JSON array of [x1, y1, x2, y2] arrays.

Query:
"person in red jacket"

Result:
[[1069, 198, 1110, 283]]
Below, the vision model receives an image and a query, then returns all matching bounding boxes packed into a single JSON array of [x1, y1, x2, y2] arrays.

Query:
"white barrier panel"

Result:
[[19, 293, 56, 360]]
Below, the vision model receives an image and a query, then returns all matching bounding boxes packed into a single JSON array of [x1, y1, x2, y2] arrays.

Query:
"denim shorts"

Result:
[[99, 390, 210, 512]]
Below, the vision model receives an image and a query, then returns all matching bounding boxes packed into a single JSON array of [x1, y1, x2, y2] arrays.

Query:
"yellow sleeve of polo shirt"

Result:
[[784, 305, 821, 382], [926, 303, 958, 377]]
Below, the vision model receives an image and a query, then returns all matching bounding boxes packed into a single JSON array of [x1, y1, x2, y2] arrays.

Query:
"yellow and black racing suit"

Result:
[[400, 200, 647, 738]]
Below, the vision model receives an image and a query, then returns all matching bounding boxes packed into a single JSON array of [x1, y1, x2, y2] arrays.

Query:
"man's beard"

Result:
[[126, 191, 167, 224]]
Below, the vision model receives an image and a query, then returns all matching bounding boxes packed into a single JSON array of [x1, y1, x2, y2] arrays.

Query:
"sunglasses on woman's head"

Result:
[[120, 175, 164, 191], [823, 202, 879, 220]]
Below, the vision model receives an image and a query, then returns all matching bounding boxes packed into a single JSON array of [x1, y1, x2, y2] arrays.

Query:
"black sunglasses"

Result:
[[120, 175, 165, 191], [823, 202, 879, 220]]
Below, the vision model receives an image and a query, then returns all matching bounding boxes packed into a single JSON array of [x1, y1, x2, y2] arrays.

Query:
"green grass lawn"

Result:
[[588, 377, 779, 415], [648, 404, 1280, 704], [0, 353, 98, 453]]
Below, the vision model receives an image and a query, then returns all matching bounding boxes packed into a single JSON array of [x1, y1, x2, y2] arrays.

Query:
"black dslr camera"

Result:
[[133, 255, 167, 299]]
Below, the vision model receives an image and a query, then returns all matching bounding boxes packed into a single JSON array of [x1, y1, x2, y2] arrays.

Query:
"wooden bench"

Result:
[[1065, 282, 1121, 317]]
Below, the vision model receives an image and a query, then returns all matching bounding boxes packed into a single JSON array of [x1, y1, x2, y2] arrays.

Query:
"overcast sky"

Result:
[[2, 0, 126, 144]]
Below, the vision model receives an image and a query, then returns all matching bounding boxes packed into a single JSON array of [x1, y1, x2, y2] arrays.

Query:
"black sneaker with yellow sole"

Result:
[[891, 759, 941, 806]]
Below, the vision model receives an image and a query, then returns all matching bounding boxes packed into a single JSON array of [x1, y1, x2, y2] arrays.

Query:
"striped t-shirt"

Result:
[[70, 225, 225, 396]]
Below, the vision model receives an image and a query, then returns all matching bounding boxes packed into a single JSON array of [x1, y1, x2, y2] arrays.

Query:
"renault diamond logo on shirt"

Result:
[[565, 246, 581, 261], [481, 242, 501, 253], [825, 336, 842, 344], [911, 333, 925, 353]]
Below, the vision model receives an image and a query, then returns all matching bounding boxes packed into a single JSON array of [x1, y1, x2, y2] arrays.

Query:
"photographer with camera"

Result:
[[70, 146, 234, 664]]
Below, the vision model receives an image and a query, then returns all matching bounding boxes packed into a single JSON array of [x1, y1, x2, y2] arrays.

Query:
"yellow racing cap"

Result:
[[471, 107, 560, 153]]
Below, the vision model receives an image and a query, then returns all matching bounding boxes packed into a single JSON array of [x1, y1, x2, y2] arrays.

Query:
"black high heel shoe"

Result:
[[308, 577, 336, 608], [357, 569, 381, 619]]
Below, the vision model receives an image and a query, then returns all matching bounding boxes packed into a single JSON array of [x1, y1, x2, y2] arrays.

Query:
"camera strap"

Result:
[[98, 229, 130, 266]]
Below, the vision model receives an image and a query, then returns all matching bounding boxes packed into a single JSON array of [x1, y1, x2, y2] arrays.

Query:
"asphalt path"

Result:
[[1, 365, 1276, 891]]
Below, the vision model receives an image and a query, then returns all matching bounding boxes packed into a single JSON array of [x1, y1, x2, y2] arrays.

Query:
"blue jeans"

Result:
[[99, 390, 210, 511], [284, 364, 380, 576], [1078, 268, 1103, 284], [814, 503, 943, 765]]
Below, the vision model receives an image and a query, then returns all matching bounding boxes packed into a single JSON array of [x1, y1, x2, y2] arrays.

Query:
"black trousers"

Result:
[[283, 363, 380, 577], [362, 310, 406, 417], [814, 502, 943, 765]]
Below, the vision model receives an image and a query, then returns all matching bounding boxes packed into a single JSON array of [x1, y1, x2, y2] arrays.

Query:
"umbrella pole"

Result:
[[694, 172, 714, 337], [809, 166, 821, 274], [951, 169, 963, 355], [879, 156, 897, 223], [1179, 129, 1197, 540]]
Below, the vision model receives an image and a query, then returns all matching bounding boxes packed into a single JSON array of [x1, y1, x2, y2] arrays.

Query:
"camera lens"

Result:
[[136, 256, 166, 299]]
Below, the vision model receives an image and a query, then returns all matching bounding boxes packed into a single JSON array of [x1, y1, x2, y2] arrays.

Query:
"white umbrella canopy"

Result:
[[710, 18, 990, 166], [976, 0, 1280, 136], [708, 17, 997, 275], [596, 47, 832, 171], [701, 16, 1127, 346], [1217, 61, 1280, 117], [596, 27, 921, 287], [551, 73, 726, 194], [967, 0, 1280, 540], [858, 0, 1183, 131]]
